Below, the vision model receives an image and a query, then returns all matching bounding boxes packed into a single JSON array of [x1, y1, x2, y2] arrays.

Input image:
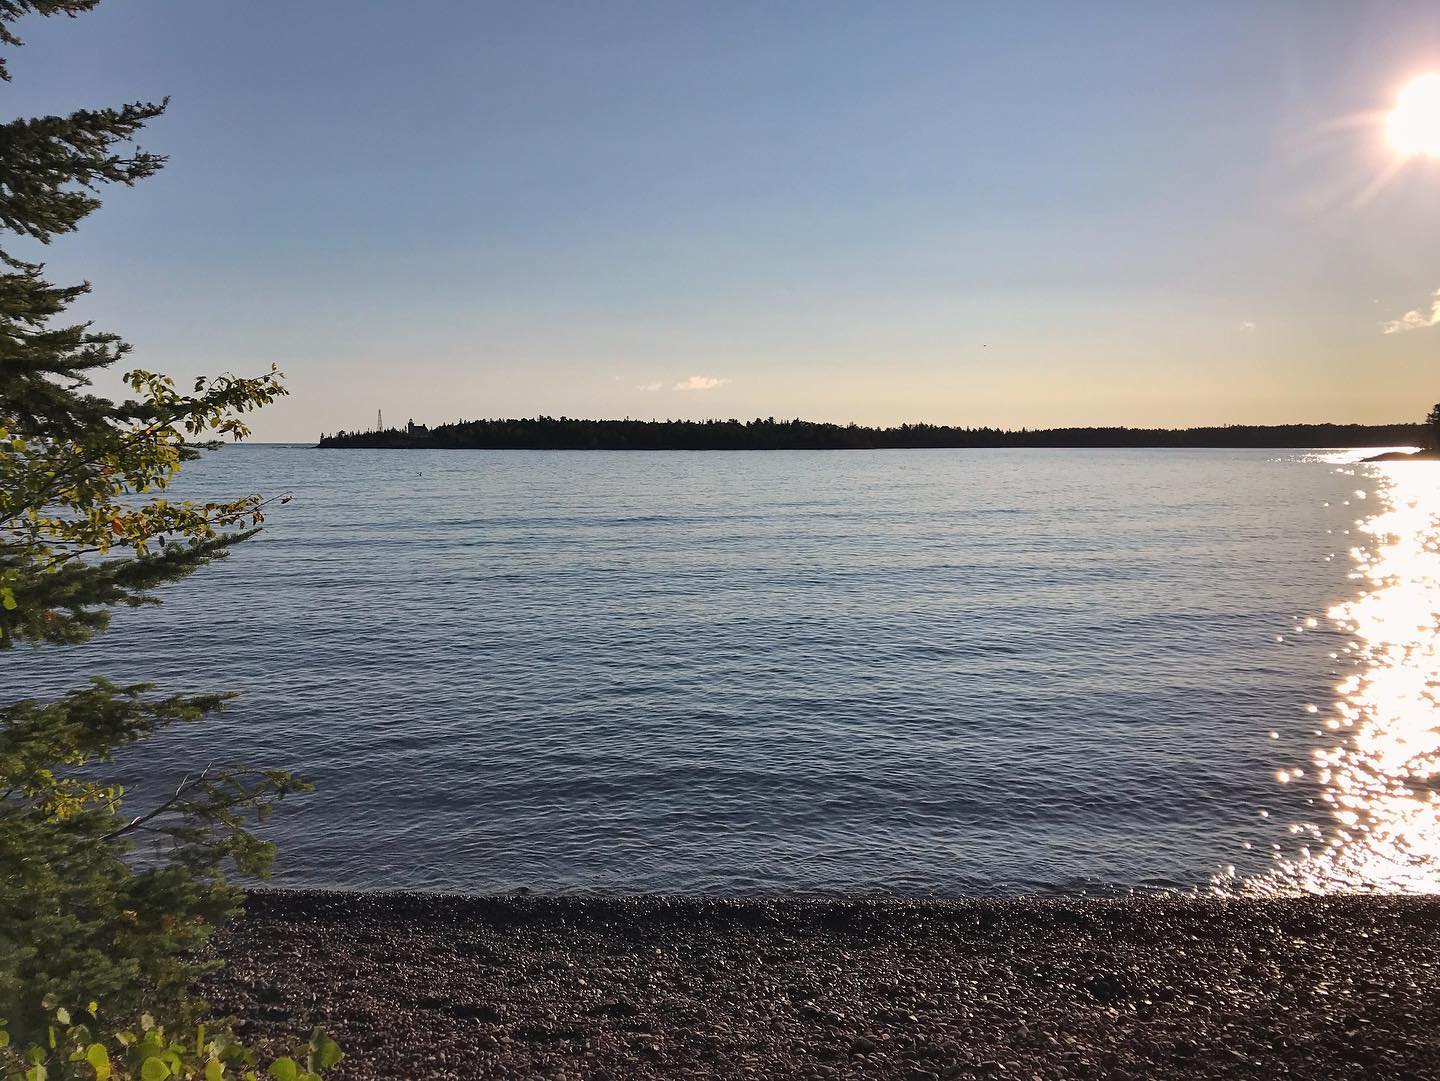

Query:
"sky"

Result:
[[7, 0, 1440, 440]]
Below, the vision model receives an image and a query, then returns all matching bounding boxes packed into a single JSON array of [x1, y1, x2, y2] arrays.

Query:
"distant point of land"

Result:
[[1363, 448, 1440, 462], [316, 416, 1426, 451]]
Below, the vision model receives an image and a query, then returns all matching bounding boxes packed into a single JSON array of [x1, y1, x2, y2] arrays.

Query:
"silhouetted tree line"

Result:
[[316, 416, 1428, 451]]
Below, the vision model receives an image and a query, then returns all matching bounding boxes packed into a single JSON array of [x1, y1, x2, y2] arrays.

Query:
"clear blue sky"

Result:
[[9, 1, 1440, 439]]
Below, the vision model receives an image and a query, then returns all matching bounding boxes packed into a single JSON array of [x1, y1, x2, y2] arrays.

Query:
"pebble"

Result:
[[202, 890, 1440, 1080]]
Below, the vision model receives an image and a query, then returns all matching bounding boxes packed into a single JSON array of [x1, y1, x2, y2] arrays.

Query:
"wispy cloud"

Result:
[[1240, 320, 1256, 331], [1382, 288, 1440, 334], [674, 375, 730, 392], [635, 381, 664, 392]]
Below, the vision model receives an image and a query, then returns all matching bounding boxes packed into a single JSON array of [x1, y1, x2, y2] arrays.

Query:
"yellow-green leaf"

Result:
[[87, 1042, 111, 1081], [309, 1032, 342, 1071]]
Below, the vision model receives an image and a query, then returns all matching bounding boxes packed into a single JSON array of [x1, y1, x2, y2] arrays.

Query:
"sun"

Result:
[[1388, 72, 1440, 157]]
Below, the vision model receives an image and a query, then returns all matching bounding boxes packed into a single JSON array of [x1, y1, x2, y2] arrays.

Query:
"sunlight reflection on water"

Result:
[[1256, 455, 1440, 893]]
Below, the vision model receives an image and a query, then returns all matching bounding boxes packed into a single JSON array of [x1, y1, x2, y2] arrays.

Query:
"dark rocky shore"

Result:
[[205, 890, 1440, 1080]]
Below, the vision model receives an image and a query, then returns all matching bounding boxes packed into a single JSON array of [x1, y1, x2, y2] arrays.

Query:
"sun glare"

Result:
[[1388, 72, 1440, 157]]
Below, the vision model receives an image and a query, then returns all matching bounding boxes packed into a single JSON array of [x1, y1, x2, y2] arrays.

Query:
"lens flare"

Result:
[[1388, 72, 1440, 157]]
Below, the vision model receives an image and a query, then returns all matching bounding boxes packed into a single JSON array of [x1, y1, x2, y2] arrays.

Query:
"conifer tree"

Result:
[[0, 0, 309, 1046]]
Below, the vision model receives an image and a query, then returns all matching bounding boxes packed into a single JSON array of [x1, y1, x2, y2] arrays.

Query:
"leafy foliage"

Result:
[[0, 0, 319, 1063], [0, 1004, 341, 1081], [0, 681, 309, 1036], [0, 0, 285, 647]]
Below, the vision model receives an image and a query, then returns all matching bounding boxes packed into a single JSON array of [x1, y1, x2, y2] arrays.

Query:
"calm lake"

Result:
[[10, 445, 1438, 896]]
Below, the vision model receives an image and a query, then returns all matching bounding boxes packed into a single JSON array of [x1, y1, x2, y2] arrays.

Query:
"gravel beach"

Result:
[[205, 890, 1440, 1080]]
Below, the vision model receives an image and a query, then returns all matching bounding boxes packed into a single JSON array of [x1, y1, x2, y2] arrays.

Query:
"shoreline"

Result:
[[314, 417, 1426, 452], [1363, 448, 1440, 462], [206, 888, 1440, 1080], [310, 443, 1420, 452]]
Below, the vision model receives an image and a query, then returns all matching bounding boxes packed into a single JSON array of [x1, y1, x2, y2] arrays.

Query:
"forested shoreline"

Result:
[[317, 416, 1426, 451]]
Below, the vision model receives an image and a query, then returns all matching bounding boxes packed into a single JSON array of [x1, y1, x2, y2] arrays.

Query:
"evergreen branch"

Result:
[[0, 2, 100, 82]]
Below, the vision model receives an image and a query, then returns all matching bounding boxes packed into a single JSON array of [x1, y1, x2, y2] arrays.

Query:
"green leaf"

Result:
[[308, 1032, 342, 1070], [268, 1058, 299, 1081], [87, 1042, 111, 1081], [138, 1032, 164, 1058], [0, 1029, 9, 1047], [140, 1057, 170, 1081], [54, 1008, 70, 1025], [205, 1060, 225, 1081], [25, 1065, 46, 1081]]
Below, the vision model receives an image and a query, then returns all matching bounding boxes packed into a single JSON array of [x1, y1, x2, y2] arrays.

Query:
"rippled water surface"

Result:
[[10, 445, 1436, 895]]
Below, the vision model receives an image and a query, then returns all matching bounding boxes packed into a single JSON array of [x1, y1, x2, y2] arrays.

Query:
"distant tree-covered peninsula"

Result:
[[316, 416, 1426, 451]]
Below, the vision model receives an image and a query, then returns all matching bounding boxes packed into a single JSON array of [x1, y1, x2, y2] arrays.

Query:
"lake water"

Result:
[[9, 445, 1440, 896]]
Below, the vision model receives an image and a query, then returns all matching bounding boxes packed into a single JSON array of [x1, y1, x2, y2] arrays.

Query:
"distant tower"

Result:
[[377, 409, 383, 432]]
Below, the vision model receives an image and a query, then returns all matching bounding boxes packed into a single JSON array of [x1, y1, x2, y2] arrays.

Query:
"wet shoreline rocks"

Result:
[[205, 890, 1440, 1080]]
